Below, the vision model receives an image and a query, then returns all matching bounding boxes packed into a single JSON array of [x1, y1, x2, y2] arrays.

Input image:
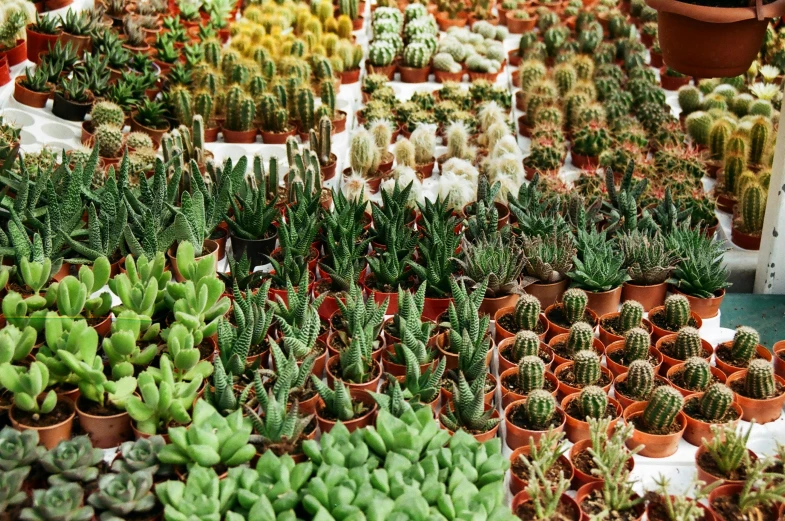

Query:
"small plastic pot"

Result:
[[666, 362, 727, 397], [585, 286, 623, 318], [499, 367, 559, 409], [621, 281, 668, 311], [548, 334, 606, 367], [554, 362, 614, 399], [725, 370, 785, 424], [75, 397, 132, 448], [438, 404, 500, 443], [684, 393, 744, 447], [524, 278, 570, 311], [576, 482, 644, 521], [561, 393, 622, 443], [493, 307, 549, 342], [10, 399, 76, 450], [604, 341, 663, 377], [422, 295, 453, 321], [648, 305, 704, 342], [623, 401, 686, 458], [544, 304, 599, 340], [708, 484, 779, 521], [597, 313, 653, 346], [222, 127, 258, 143], [497, 337, 553, 373], [13, 77, 52, 108], [316, 390, 378, 434], [325, 355, 382, 394], [714, 343, 772, 376], [509, 446, 575, 496], [504, 399, 565, 449], [229, 232, 277, 269], [511, 490, 581, 521], [773, 341, 785, 380], [570, 437, 635, 487], [167, 239, 218, 282], [654, 333, 714, 376], [669, 287, 725, 320], [440, 373, 497, 408]]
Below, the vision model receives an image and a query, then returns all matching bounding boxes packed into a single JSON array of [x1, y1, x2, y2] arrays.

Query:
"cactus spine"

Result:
[[664, 294, 691, 330], [709, 119, 734, 162], [524, 389, 557, 430], [297, 87, 316, 132], [90, 101, 125, 128], [577, 385, 609, 420], [748, 116, 772, 166], [224, 85, 255, 132], [723, 153, 746, 195], [682, 356, 711, 391], [618, 300, 643, 333], [95, 124, 124, 158], [623, 327, 650, 363], [744, 359, 776, 399], [517, 355, 545, 394], [514, 294, 541, 331], [403, 42, 431, 69], [674, 327, 703, 361], [512, 331, 540, 361], [698, 383, 733, 421], [740, 182, 766, 234], [562, 288, 588, 325], [573, 350, 601, 387], [567, 322, 594, 356], [626, 360, 654, 400], [194, 91, 214, 122], [309, 117, 332, 166], [642, 386, 684, 431], [729, 326, 760, 365]]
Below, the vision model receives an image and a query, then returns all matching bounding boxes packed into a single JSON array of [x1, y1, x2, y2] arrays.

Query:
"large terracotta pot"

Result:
[[167, 240, 218, 282], [724, 370, 785, 424], [503, 399, 565, 449], [666, 362, 727, 397], [654, 334, 714, 376], [585, 286, 623, 317], [524, 278, 569, 309], [561, 394, 622, 443], [683, 393, 743, 447], [75, 397, 132, 449], [669, 287, 725, 319], [316, 390, 378, 434], [509, 445, 575, 496], [714, 343, 772, 376], [10, 399, 76, 449], [623, 401, 686, 458], [500, 368, 560, 409], [478, 293, 519, 318], [438, 404, 500, 443]]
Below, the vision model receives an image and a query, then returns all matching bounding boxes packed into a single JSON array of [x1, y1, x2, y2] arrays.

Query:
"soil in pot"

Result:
[[683, 394, 739, 424], [629, 413, 684, 436], [669, 366, 722, 392], [657, 337, 711, 363], [556, 365, 612, 390], [13, 401, 73, 428], [546, 305, 598, 330], [510, 450, 573, 492], [614, 375, 669, 404], [649, 307, 700, 334], [600, 314, 649, 338], [499, 342, 553, 368], [606, 346, 661, 372], [507, 401, 564, 431], [710, 492, 778, 521], [564, 398, 618, 424], [696, 445, 750, 483], [497, 311, 547, 337], [727, 377, 785, 399], [646, 494, 713, 521], [579, 487, 643, 521], [515, 495, 581, 521], [715, 342, 768, 370]]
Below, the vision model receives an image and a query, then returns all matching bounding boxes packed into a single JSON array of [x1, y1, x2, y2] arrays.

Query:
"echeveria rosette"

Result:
[[88, 471, 157, 521], [20, 483, 94, 521]]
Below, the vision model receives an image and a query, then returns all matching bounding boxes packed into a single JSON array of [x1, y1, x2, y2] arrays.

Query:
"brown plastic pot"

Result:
[[714, 343, 772, 376], [399, 65, 430, 83], [10, 399, 76, 449], [605, 341, 663, 377], [435, 335, 494, 372], [773, 341, 785, 380], [260, 127, 296, 144], [554, 362, 613, 399], [725, 369, 785, 423], [562, 394, 622, 443], [511, 491, 581, 521], [500, 368, 559, 409], [548, 334, 606, 367], [524, 278, 570, 310], [620, 281, 668, 311], [13, 77, 52, 108], [439, 404, 500, 442], [623, 401, 686, 458], [325, 355, 382, 394], [509, 446, 574, 496], [58, 32, 91, 56], [494, 307, 549, 342], [544, 305, 599, 341], [504, 399, 565, 449], [683, 392, 743, 447], [340, 68, 361, 84], [498, 337, 553, 373], [654, 333, 713, 376], [130, 115, 170, 143], [222, 127, 258, 143], [478, 293, 519, 318], [647, 495, 716, 521], [506, 13, 537, 32], [422, 296, 453, 321], [731, 224, 761, 250], [26, 28, 61, 64], [75, 397, 132, 448], [167, 239, 218, 282], [365, 62, 396, 80], [648, 305, 704, 342], [666, 362, 727, 397], [660, 67, 691, 90], [669, 287, 725, 320], [709, 484, 780, 521], [316, 390, 377, 434], [585, 286, 623, 318], [434, 69, 463, 83], [598, 313, 654, 346]]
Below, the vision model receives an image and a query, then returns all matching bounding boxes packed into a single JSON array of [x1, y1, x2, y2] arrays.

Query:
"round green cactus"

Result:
[[740, 182, 766, 234], [678, 85, 702, 115], [90, 101, 125, 128], [642, 386, 684, 431], [744, 359, 776, 399], [94, 124, 124, 158], [732, 93, 754, 117], [749, 99, 773, 118], [698, 383, 733, 421], [702, 93, 728, 112], [576, 385, 609, 420], [729, 326, 760, 365], [674, 326, 703, 361], [664, 294, 691, 330], [514, 294, 541, 331], [125, 132, 153, 150], [573, 349, 601, 387], [618, 300, 643, 333], [623, 327, 650, 363], [518, 60, 547, 92], [368, 40, 395, 67], [626, 360, 654, 401], [685, 111, 713, 146], [524, 389, 557, 430], [554, 62, 577, 95], [725, 131, 748, 158], [682, 356, 711, 391], [572, 54, 594, 80], [517, 355, 545, 394], [566, 322, 594, 355], [511, 330, 541, 361], [403, 42, 431, 69], [562, 288, 588, 325]]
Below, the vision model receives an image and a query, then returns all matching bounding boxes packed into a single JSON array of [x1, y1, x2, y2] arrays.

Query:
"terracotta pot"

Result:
[[507, 49, 522, 67], [562, 394, 622, 443], [167, 239, 218, 282], [365, 62, 396, 80], [504, 399, 565, 449], [340, 68, 361, 84], [648, 305, 704, 342], [398, 65, 430, 83], [731, 225, 761, 250], [498, 337, 553, 373], [669, 287, 725, 320], [598, 313, 654, 346], [623, 401, 686, 458], [438, 403, 500, 442], [509, 446, 574, 496], [26, 29, 61, 64], [315, 289, 344, 321], [646, 0, 785, 78], [585, 286, 623, 318], [434, 69, 463, 83], [654, 333, 713, 376], [621, 281, 668, 311], [714, 343, 772, 376], [666, 362, 727, 397], [500, 368, 559, 409], [13, 77, 52, 108], [203, 124, 220, 142], [511, 491, 581, 521], [773, 341, 785, 380], [710, 485, 780, 521], [544, 305, 600, 341], [548, 334, 606, 367], [422, 296, 453, 321], [260, 127, 296, 144], [571, 152, 599, 170], [316, 390, 378, 434], [506, 14, 537, 32], [524, 278, 570, 309], [436, 335, 494, 372], [364, 285, 398, 315], [476, 292, 518, 318], [130, 115, 170, 143], [576, 481, 644, 520], [554, 362, 613, 399], [440, 373, 497, 408], [222, 127, 258, 143], [660, 67, 691, 90], [725, 370, 785, 424], [570, 438, 636, 487], [10, 399, 76, 449], [58, 32, 91, 56], [494, 307, 548, 342], [325, 355, 382, 394], [605, 341, 663, 377], [75, 397, 132, 448], [648, 496, 716, 521], [435, 12, 469, 31], [683, 393, 743, 447], [383, 349, 436, 378]]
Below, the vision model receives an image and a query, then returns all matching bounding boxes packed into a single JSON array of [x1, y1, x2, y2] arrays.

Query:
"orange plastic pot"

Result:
[[683, 393, 743, 447], [511, 490, 581, 521], [509, 445, 574, 496], [325, 355, 382, 394], [669, 287, 725, 320], [167, 239, 218, 282], [493, 307, 548, 342], [498, 338, 553, 373], [544, 304, 599, 340], [604, 341, 663, 377], [438, 404, 500, 443], [499, 367, 559, 409], [440, 373, 497, 408], [548, 334, 606, 367], [504, 399, 565, 449], [708, 484, 779, 521], [623, 401, 686, 458], [725, 370, 785, 424], [554, 362, 613, 399], [666, 362, 727, 397], [621, 281, 668, 311], [774, 341, 785, 380], [597, 313, 653, 346], [714, 343, 772, 376], [75, 397, 132, 448], [585, 286, 623, 318], [10, 399, 76, 449], [570, 438, 636, 487], [654, 333, 714, 376], [561, 394, 622, 443], [648, 305, 704, 342], [577, 482, 644, 520], [316, 390, 378, 434], [524, 278, 569, 310]]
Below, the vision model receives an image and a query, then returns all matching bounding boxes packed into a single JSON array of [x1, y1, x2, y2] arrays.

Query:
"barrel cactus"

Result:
[[554, 63, 577, 95], [518, 60, 548, 92], [573, 350, 601, 387], [576, 385, 609, 421], [95, 124, 124, 158], [562, 288, 588, 325], [642, 386, 684, 431], [728, 326, 760, 366], [663, 294, 691, 331], [125, 132, 152, 150], [677, 85, 701, 115], [744, 359, 776, 399], [524, 389, 557, 430], [626, 360, 654, 401], [709, 119, 734, 162], [685, 111, 712, 146], [618, 300, 643, 333], [514, 294, 541, 331], [566, 322, 594, 355], [698, 383, 733, 422], [517, 355, 545, 394], [224, 86, 255, 132], [90, 101, 125, 128], [511, 330, 541, 361], [674, 327, 703, 360], [749, 99, 773, 118], [403, 42, 431, 69], [368, 41, 395, 67], [682, 356, 711, 391], [623, 327, 650, 363]]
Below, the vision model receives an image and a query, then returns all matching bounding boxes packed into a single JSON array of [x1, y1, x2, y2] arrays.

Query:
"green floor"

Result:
[[720, 294, 785, 349]]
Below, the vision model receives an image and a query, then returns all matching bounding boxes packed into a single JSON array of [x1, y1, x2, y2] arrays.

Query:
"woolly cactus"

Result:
[[411, 125, 434, 165], [698, 383, 733, 421], [642, 386, 684, 431], [562, 288, 588, 325], [618, 300, 643, 332], [623, 327, 650, 363], [677, 85, 701, 115], [95, 124, 123, 158], [369, 40, 395, 67], [740, 182, 766, 234], [224, 86, 254, 132], [685, 111, 712, 146], [748, 116, 772, 166], [674, 327, 703, 361], [577, 385, 609, 420], [403, 42, 431, 69], [682, 356, 711, 391], [518, 60, 547, 92], [518, 355, 545, 394], [573, 349, 601, 387], [626, 360, 654, 400], [514, 294, 541, 331], [729, 326, 760, 365], [702, 93, 727, 112], [524, 389, 557, 430], [349, 127, 377, 177], [664, 294, 691, 330], [744, 359, 776, 399], [433, 52, 461, 73], [709, 119, 734, 162], [512, 330, 541, 361], [90, 101, 125, 128]]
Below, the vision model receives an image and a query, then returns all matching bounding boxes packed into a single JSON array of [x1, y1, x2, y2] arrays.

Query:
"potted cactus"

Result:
[[707, 459, 785, 521], [500, 355, 558, 408], [498, 326, 554, 373], [598, 300, 651, 346], [259, 93, 295, 144], [221, 85, 257, 143], [399, 42, 432, 83], [26, 13, 61, 65], [655, 326, 713, 375], [614, 360, 667, 409], [225, 177, 279, 268], [624, 386, 686, 458], [554, 349, 613, 396], [130, 99, 171, 143], [646, 477, 716, 521], [311, 378, 377, 433], [569, 417, 637, 487], [682, 382, 743, 446], [561, 385, 622, 443], [548, 321, 604, 367], [694, 422, 755, 485], [571, 121, 612, 169], [568, 243, 630, 317], [504, 390, 565, 449], [731, 180, 766, 250], [52, 75, 93, 122], [666, 356, 727, 397], [366, 40, 396, 79], [648, 294, 703, 341], [93, 123, 126, 167], [715, 326, 772, 375], [511, 466, 580, 521], [724, 359, 785, 423], [544, 288, 598, 338], [605, 327, 661, 377]]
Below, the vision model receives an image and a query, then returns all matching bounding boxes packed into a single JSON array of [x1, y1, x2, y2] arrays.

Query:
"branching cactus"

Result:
[[626, 360, 654, 401], [572, 348, 601, 388], [664, 294, 691, 330], [682, 356, 712, 391], [524, 389, 557, 430], [642, 386, 684, 432], [566, 322, 594, 356], [517, 355, 545, 394], [577, 385, 609, 420], [623, 327, 650, 363], [618, 300, 643, 332], [729, 326, 760, 365], [698, 383, 734, 422], [674, 327, 703, 361], [744, 359, 776, 399], [562, 288, 588, 324], [514, 294, 541, 331], [512, 330, 541, 361], [741, 182, 766, 234]]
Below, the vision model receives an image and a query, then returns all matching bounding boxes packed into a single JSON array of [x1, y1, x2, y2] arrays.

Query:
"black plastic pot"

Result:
[[230, 232, 277, 268], [52, 91, 93, 121]]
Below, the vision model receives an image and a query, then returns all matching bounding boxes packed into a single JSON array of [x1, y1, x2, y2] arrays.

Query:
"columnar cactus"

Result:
[[618, 300, 643, 333], [573, 350, 601, 387], [204, 40, 221, 68], [297, 87, 315, 132], [729, 326, 760, 365], [554, 63, 577, 95], [524, 389, 557, 430], [741, 182, 766, 234], [698, 383, 733, 421], [567, 322, 594, 355], [512, 330, 541, 361], [90, 101, 125, 128], [562, 288, 588, 325], [95, 124, 124, 158], [172, 88, 193, 127], [626, 360, 654, 400], [623, 327, 650, 363], [744, 359, 776, 399], [577, 385, 608, 420], [517, 355, 545, 394], [349, 127, 378, 177], [664, 294, 691, 330], [224, 86, 254, 132], [194, 91, 214, 121], [723, 153, 746, 195], [682, 357, 711, 391], [642, 386, 684, 431], [674, 327, 703, 360], [709, 119, 734, 161], [403, 42, 431, 69], [748, 116, 772, 166], [309, 117, 332, 166], [514, 294, 541, 331]]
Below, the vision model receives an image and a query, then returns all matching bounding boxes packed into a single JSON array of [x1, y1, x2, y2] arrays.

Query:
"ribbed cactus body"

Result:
[[204, 40, 221, 68], [518, 355, 545, 394], [682, 357, 711, 391], [403, 42, 431, 69], [297, 88, 315, 132], [91, 101, 125, 128], [686, 111, 713, 146], [554, 63, 577, 95], [563, 288, 588, 325], [225, 86, 255, 132], [748, 117, 772, 166], [744, 359, 776, 399], [741, 182, 766, 234], [95, 124, 124, 158], [698, 383, 733, 421], [567, 322, 594, 355], [524, 389, 556, 430], [626, 360, 653, 400], [194, 91, 214, 121], [126, 132, 152, 149], [664, 294, 691, 330], [674, 327, 703, 360], [512, 331, 540, 361], [709, 119, 734, 161], [702, 93, 727, 112], [619, 300, 643, 332], [519, 61, 547, 92], [173, 88, 193, 127], [369, 41, 395, 67], [723, 153, 746, 195], [749, 99, 773, 118], [573, 350, 601, 387], [572, 55, 594, 80], [623, 327, 650, 362], [577, 385, 608, 420], [514, 294, 541, 331], [642, 386, 684, 431], [729, 326, 760, 364], [677, 85, 701, 115]]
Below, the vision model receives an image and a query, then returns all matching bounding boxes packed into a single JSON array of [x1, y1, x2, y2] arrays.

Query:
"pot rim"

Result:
[[10, 398, 76, 430], [646, 0, 785, 23]]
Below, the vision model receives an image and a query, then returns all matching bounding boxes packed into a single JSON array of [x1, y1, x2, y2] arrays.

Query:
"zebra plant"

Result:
[[400, 343, 446, 405], [203, 357, 258, 416], [387, 284, 433, 341], [333, 282, 388, 349], [245, 388, 313, 456], [446, 277, 490, 348], [440, 372, 500, 434], [371, 180, 418, 258], [263, 341, 317, 405], [217, 280, 273, 377]]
